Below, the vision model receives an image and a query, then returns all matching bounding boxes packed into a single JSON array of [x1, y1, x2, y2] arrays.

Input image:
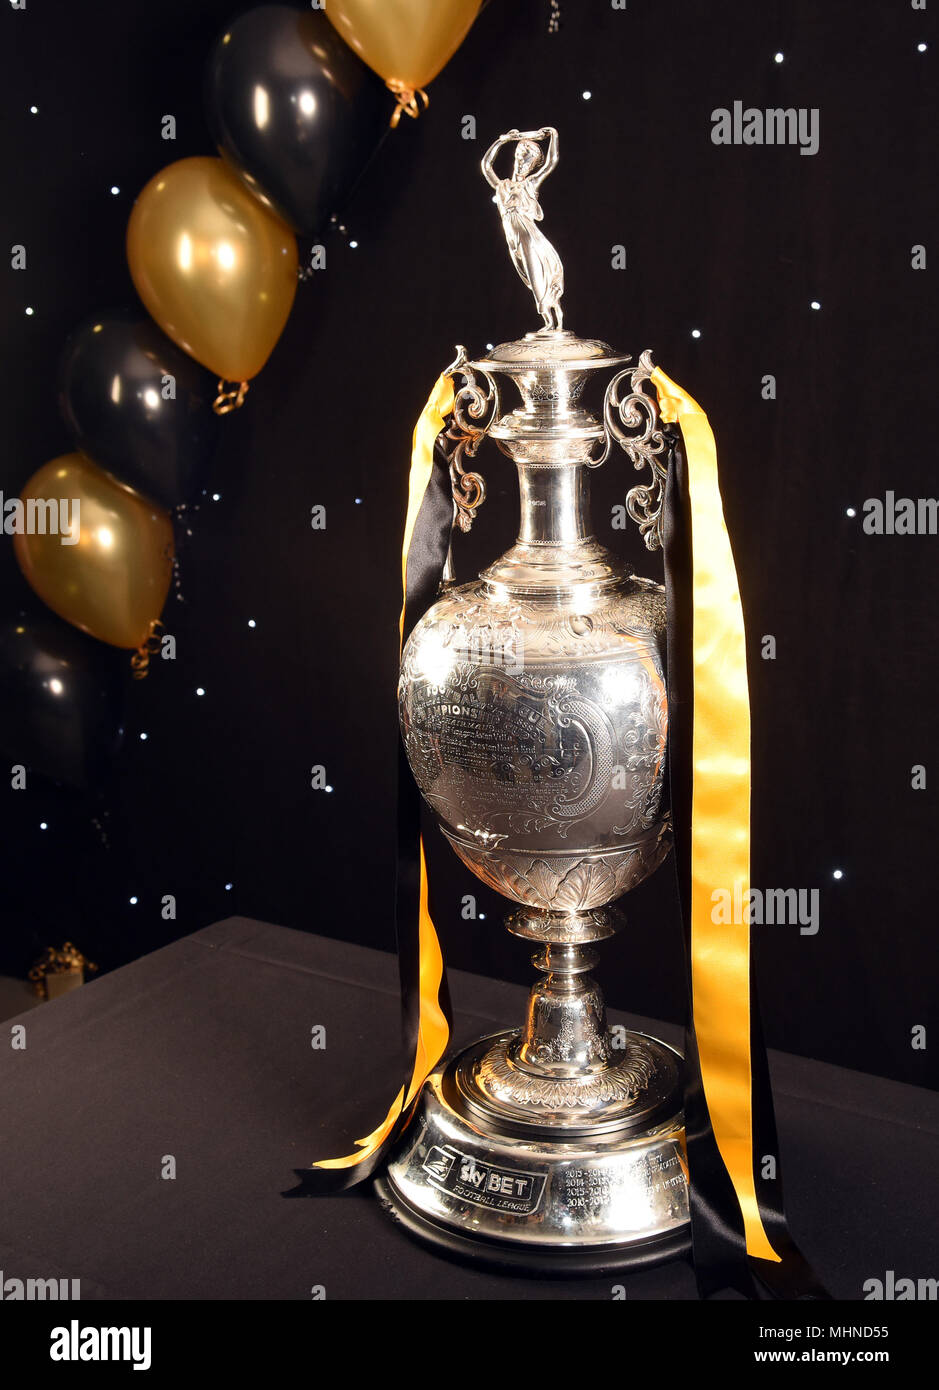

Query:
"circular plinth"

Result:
[[374, 1174, 691, 1276], [377, 1030, 691, 1274], [456, 1029, 682, 1134]]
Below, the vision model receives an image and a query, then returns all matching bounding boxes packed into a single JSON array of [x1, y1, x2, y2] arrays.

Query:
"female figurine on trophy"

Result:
[[482, 127, 565, 331]]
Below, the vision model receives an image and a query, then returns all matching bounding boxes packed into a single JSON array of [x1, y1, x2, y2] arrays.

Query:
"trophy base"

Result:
[[377, 1030, 691, 1274]]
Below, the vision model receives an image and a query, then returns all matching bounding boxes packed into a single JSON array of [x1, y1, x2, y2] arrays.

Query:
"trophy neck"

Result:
[[480, 471, 626, 597], [516, 459, 591, 547], [469, 329, 632, 598]]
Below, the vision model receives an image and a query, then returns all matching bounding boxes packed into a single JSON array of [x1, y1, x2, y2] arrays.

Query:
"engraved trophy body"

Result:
[[377, 129, 691, 1269]]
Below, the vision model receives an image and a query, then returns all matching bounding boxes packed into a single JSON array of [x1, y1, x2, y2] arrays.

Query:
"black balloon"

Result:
[[205, 5, 389, 237], [0, 608, 126, 791], [59, 310, 221, 511]]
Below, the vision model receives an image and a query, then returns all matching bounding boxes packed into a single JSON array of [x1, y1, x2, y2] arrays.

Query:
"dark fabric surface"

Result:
[[0, 917, 935, 1301]]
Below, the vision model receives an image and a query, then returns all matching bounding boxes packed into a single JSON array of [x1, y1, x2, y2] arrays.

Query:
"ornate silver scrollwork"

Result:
[[441, 345, 500, 533], [587, 349, 672, 552]]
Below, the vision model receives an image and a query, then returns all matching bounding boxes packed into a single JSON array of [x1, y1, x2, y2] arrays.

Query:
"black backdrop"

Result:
[[1, 0, 935, 1087]]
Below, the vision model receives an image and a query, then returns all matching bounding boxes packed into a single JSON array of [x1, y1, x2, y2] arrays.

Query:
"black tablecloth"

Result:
[[1, 917, 935, 1300]]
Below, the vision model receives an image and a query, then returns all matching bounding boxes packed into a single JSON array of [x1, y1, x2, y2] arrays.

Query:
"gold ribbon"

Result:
[[213, 379, 249, 415], [130, 618, 166, 681], [312, 373, 453, 1174], [387, 80, 430, 128], [651, 365, 779, 1264]]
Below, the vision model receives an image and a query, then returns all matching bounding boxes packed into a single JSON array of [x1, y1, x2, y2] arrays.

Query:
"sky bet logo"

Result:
[[49, 1320, 151, 1371], [422, 1145, 546, 1213]]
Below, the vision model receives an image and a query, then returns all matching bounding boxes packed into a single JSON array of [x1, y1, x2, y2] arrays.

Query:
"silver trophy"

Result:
[[377, 128, 691, 1269]]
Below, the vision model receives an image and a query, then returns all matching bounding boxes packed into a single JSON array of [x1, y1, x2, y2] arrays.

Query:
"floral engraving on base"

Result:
[[478, 1034, 658, 1111]]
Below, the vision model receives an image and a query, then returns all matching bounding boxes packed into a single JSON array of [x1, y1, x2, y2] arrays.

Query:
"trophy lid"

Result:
[[469, 329, 629, 378], [467, 327, 632, 445]]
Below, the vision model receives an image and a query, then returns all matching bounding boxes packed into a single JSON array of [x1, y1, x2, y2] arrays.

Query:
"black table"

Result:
[[1, 917, 935, 1300]]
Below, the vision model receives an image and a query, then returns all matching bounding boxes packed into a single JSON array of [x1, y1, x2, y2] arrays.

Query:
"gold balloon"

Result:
[[325, 0, 481, 91], [127, 156, 298, 382], [14, 454, 174, 650]]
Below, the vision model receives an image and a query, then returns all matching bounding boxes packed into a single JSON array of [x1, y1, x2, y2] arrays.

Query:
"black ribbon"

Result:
[[286, 439, 454, 1195], [394, 434, 456, 1115]]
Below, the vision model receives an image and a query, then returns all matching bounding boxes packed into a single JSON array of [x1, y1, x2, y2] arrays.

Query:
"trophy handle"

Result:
[[587, 349, 673, 552], [439, 347, 501, 583]]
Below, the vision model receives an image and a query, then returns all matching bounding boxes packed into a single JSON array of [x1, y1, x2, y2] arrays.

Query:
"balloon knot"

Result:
[[213, 379, 250, 415], [131, 619, 166, 680], [387, 81, 429, 128]]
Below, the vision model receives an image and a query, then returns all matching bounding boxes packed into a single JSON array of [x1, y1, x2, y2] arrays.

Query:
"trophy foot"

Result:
[[376, 1029, 690, 1273]]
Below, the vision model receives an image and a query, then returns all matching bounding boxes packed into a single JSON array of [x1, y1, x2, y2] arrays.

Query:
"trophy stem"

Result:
[[506, 906, 619, 1080], [516, 940, 610, 1076]]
